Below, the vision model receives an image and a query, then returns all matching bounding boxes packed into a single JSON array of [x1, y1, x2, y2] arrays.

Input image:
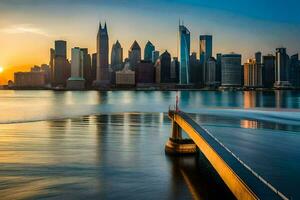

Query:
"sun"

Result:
[[0, 66, 3, 73]]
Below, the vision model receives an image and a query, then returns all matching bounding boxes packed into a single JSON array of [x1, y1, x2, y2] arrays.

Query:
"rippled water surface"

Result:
[[0, 90, 299, 199]]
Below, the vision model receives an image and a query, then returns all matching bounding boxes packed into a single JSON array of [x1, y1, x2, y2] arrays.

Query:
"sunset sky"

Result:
[[0, 0, 300, 84]]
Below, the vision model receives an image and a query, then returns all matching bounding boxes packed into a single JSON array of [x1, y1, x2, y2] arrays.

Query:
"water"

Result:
[[0, 90, 299, 199]]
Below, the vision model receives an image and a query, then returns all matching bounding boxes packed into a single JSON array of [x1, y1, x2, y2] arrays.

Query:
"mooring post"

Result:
[[171, 120, 182, 139]]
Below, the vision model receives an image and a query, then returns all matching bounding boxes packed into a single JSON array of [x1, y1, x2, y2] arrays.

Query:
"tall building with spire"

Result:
[[94, 22, 110, 87], [179, 23, 190, 84], [144, 41, 155, 62], [111, 40, 123, 71]]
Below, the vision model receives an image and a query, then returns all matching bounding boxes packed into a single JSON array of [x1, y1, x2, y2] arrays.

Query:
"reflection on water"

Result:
[[0, 113, 235, 200], [0, 90, 300, 124], [0, 90, 300, 199]]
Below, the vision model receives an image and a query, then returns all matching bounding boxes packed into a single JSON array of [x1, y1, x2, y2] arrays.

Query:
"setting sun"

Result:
[[0, 67, 3, 73]]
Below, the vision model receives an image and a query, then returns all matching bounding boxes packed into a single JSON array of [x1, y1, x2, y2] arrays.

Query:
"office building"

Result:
[[144, 41, 155, 62], [53, 40, 70, 87], [135, 61, 155, 84], [155, 50, 171, 84], [179, 24, 190, 84], [14, 72, 46, 88], [244, 59, 262, 88], [128, 40, 141, 70], [290, 54, 300, 87], [189, 52, 202, 85], [262, 55, 275, 88], [275, 48, 290, 87], [152, 51, 160, 63], [171, 57, 179, 83], [221, 54, 242, 87], [67, 47, 85, 90], [115, 62, 135, 86], [94, 22, 110, 87], [206, 57, 219, 86], [111, 40, 123, 71]]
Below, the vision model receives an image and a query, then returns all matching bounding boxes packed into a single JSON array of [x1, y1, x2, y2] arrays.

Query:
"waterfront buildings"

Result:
[[255, 52, 262, 64], [290, 54, 300, 87], [221, 54, 242, 87], [128, 41, 141, 70], [111, 40, 123, 71], [179, 24, 190, 84], [144, 41, 155, 62], [155, 51, 171, 83], [170, 57, 179, 83], [14, 72, 46, 88], [95, 22, 110, 87], [216, 53, 222, 85], [115, 62, 135, 86], [53, 40, 70, 87], [200, 35, 213, 84], [91, 53, 97, 82], [262, 55, 275, 88], [67, 47, 85, 90], [81, 48, 92, 87], [244, 59, 262, 88], [189, 52, 201, 85], [135, 61, 155, 85], [274, 48, 290, 88], [205, 57, 219, 87], [152, 51, 160, 63]]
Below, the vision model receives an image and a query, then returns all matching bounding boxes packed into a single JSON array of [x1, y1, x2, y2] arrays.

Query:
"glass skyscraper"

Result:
[[179, 24, 190, 84]]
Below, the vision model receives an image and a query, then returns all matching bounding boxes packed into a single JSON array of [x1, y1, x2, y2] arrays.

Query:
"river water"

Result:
[[0, 90, 299, 199]]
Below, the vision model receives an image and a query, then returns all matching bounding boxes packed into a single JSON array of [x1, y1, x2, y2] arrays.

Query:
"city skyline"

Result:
[[0, 0, 300, 84]]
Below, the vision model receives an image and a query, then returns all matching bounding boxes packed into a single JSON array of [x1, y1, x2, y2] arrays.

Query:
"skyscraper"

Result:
[[111, 40, 123, 71], [199, 35, 213, 65], [290, 54, 300, 87], [49, 48, 55, 84], [144, 41, 155, 62], [216, 53, 222, 85], [81, 48, 92, 87], [275, 48, 290, 87], [189, 52, 201, 84], [67, 47, 85, 90], [206, 57, 219, 87], [135, 61, 155, 85], [171, 57, 179, 83], [255, 52, 262, 64], [128, 40, 141, 70], [200, 35, 213, 84], [262, 55, 275, 88], [179, 24, 190, 84], [53, 40, 70, 87], [156, 50, 171, 83], [221, 54, 242, 87], [91, 53, 97, 82], [244, 59, 262, 88], [95, 22, 110, 87], [152, 51, 160, 63]]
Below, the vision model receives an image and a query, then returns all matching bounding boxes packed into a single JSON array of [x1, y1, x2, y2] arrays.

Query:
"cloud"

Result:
[[0, 24, 51, 37]]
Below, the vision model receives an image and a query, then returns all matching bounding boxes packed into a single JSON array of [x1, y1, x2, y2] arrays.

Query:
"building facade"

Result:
[[221, 54, 242, 87], [14, 72, 46, 88], [135, 61, 155, 84], [179, 24, 190, 84], [67, 47, 85, 90], [262, 55, 275, 88], [244, 59, 262, 88], [115, 62, 135, 86], [128, 41, 141, 70], [275, 48, 290, 87], [111, 40, 123, 71], [53, 40, 70, 87], [95, 22, 110, 86], [144, 41, 155, 62], [206, 57, 219, 86], [152, 51, 160, 63]]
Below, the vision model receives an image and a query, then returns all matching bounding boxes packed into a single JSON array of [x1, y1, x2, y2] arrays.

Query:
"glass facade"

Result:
[[179, 25, 190, 84]]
